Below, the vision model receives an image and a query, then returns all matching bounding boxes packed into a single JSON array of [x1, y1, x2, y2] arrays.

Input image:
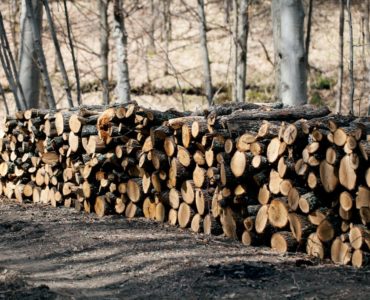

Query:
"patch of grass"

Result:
[[310, 91, 324, 106], [311, 75, 335, 90], [246, 88, 272, 103]]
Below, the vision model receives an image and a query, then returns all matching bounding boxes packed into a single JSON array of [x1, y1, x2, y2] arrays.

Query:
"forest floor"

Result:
[[0, 198, 369, 299]]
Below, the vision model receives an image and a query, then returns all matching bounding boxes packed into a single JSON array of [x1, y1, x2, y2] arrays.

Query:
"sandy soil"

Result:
[[0, 197, 369, 299]]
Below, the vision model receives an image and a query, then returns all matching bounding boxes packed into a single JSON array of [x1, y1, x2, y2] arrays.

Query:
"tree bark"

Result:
[[23, 0, 56, 109], [232, 0, 238, 102], [336, 0, 345, 114], [272, 0, 307, 106], [364, 0, 370, 115], [197, 0, 213, 106], [346, 0, 354, 115], [305, 0, 313, 70], [236, 0, 249, 103], [18, 0, 42, 109], [99, 0, 110, 105], [113, 0, 131, 103]]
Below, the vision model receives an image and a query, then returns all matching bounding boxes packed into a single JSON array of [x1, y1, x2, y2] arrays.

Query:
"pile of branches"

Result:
[[1, 101, 369, 267]]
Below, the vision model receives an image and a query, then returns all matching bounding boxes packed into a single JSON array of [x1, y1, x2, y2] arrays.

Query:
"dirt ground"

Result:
[[0, 198, 369, 300]]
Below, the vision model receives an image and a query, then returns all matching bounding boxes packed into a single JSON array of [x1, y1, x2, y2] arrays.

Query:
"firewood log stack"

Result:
[[0, 101, 369, 267]]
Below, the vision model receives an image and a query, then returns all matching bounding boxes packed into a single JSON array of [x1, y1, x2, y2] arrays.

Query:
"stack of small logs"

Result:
[[0, 101, 369, 268]]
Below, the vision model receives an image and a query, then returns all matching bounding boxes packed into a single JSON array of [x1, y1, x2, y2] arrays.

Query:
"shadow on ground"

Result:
[[0, 199, 369, 299]]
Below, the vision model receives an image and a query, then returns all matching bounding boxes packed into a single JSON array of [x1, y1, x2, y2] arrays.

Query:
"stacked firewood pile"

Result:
[[0, 102, 369, 267]]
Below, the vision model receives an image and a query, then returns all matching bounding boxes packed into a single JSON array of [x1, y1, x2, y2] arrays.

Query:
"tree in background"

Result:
[[99, 0, 110, 105], [235, 0, 249, 103], [197, 0, 213, 105], [272, 0, 307, 106], [18, 0, 44, 109], [336, 0, 345, 114], [113, 0, 131, 103]]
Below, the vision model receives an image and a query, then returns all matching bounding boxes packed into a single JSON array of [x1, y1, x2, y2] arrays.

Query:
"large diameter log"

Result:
[[195, 189, 211, 215], [220, 207, 238, 239], [203, 214, 223, 235], [168, 208, 178, 226], [352, 249, 370, 268], [349, 225, 370, 250], [155, 202, 166, 222], [319, 160, 338, 193], [298, 192, 320, 214], [230, 151, 249, 178], [288, 213, 315, 242], [255, 205, 269, 234], [317, 215, 340, 242], [339, 155, 357, 191], [268, 198, 289, 228], [178, 202, 194, 228], [94, 195, 111, 218], [181, 180, 195, 205], [331, 237, 352, 265], [127, 178, 144, 203], [125, 201, 143, 218], [190, 213, 203, 233], [306, 232, 327, 259], [271, 231, 298, 253], [356, 186, 370, 209]]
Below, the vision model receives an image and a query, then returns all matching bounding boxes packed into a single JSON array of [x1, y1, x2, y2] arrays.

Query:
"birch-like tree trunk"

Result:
[[113, 0, 131, 103], [18, 0, 43, 109], [305, 0, 313, 70], [24, 0, 56, 109], [236, 0, 249, 103], [197, 0, 213, 105], [272, 0, 307, 106], [347, 0, 354, 115], [99, 0, 110, 105], [336, 0, 345, 114], [162, 0, 171, 76], [364, 0, 370, 115], [232, 0, 238, 102]]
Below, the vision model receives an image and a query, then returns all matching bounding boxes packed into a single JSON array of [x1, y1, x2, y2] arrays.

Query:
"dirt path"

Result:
[[0, 198, 369, 299]]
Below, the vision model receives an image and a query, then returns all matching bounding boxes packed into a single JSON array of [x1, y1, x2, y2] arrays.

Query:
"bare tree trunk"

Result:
[[336, 0, 345, 114], [271, 0, 281, 101], [305, 0, 313, 70], [236, 0, 249, 103], [63, 0, 81, 106], [99, 0, 110, 105], [25, 0, 56, 109], [113, 0, 131, 103], [0, 81, 9, 114], [0, 46, 21, 110], [0, 11, 27, 110], [224, 0, 231, 24], [272, 0, 307, 106], [149, 0, 156, 52], [163, 0, 171, 76], [365, 0, 370, 115], [18, 0, 41, 109], [346, 0, 354, 115], [232, 0, 238, 102], [43, 0, 73, 108], [10, 1, 20, 65], [197, 0, 213, 105]]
